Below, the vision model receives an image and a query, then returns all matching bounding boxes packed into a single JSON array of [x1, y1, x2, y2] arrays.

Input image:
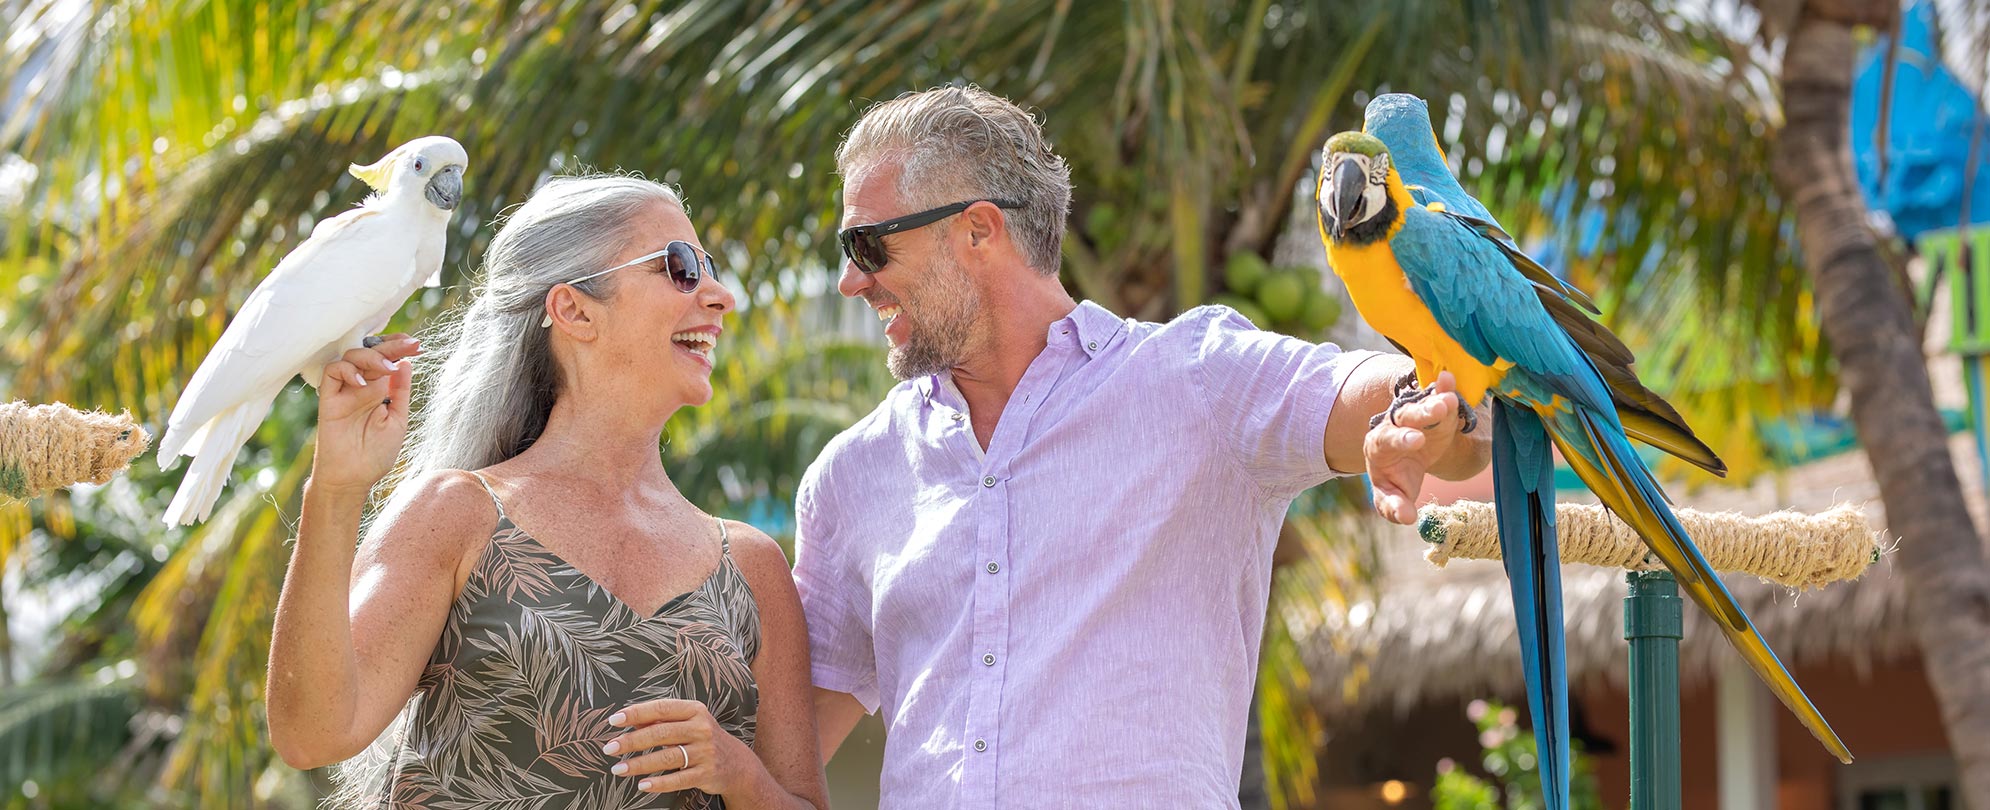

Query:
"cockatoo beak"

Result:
[[425, 165, 463, 210]]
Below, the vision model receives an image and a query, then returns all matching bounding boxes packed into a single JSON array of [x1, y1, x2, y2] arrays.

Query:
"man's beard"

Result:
[[883, 252, 981, 381]]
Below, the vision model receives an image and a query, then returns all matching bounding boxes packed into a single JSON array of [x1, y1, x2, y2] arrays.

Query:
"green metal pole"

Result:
[[1625, 571, 1683, 810]]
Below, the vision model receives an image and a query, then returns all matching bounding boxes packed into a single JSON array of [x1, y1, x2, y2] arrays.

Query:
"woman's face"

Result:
[[591, 201, 736, 409]]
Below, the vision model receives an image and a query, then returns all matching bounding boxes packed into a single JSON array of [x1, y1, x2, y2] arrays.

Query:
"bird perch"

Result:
[[1416, 501, 1880, 589], [0, 401, 151, 501]]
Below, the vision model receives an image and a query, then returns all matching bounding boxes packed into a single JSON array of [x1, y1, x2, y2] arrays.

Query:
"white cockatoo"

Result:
[[157, 136, 468, 525]]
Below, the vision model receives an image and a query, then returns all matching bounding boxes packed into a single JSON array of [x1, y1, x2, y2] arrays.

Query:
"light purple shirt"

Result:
[[793, 301, 1381, 809]]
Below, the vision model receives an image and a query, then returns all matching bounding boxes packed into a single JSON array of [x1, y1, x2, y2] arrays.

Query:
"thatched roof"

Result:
[[1301, 545, 1912, 718], [1295, 431, 1990, 718]]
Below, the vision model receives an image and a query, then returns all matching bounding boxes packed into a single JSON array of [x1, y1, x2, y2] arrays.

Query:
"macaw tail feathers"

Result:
[[1490, 402, 1572, 810], [1548, 407, 1852, 763], [160, 400, 269, 526]]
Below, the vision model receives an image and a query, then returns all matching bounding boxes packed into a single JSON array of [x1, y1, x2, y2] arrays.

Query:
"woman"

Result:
[[265, 174, 827, 809]]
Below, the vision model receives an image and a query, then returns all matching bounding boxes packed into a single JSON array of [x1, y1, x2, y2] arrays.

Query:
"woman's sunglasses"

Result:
[[540, 241, 716, 327], [838, 199, 1023, 274], [570, 240, 714, 293]]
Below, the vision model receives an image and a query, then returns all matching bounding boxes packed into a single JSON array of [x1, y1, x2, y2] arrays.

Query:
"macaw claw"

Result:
[[1369, 378, 1478, 434]]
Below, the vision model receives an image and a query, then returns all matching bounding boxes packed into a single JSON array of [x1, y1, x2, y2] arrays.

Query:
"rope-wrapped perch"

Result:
[[0, 401, 151, 500], [1416, 501, 1880, 589]]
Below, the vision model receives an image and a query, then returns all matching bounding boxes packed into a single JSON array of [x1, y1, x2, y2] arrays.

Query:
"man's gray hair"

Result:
[[837, 85, 1072, 276]]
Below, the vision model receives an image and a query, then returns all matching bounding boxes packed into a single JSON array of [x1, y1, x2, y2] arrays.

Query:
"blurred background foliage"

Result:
[[0, 0, 1863, 806]]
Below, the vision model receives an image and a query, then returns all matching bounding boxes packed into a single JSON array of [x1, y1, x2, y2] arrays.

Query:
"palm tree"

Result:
[[5, 0, 1966, 806], [1769, 1, 1990, 805]]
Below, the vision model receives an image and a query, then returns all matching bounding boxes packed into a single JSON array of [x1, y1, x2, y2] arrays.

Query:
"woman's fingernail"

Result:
[[638, 780, 652, 791], [355, 373, 367, 387], [380, 359, 397, 372], [612, 762, 629, 775], [603, 740, 621, 755], [609, 712, 627, 725]]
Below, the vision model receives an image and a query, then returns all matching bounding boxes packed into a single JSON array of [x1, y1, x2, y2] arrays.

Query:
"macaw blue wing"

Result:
[[1390, 204, 1613, 417]]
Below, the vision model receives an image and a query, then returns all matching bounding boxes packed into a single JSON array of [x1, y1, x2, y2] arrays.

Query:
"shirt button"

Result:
[[1087, 341, 1098, 351], [982, 475, 996, 488], [974, 739, 987, 752], [986, 562, 1000, 574], [982, 653, 996, 666], [952, 412, 965, 422]]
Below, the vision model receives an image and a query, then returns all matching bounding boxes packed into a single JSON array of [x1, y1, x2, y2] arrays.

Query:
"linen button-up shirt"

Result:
[[794, 301, 1381, 809]]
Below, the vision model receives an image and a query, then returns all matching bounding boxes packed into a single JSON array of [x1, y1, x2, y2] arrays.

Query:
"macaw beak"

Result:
[[1330, 158, 1367, 231], [425, 165, 464, 211]]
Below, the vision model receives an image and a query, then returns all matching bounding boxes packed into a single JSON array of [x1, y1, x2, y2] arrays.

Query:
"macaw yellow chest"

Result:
[[1325, 239, 1506, 407]]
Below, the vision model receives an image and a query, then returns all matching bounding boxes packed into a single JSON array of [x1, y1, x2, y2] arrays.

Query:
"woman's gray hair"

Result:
[[389, 174, 681, 491], [836, 85, 1072, 276], [331, 172, 681, 805]]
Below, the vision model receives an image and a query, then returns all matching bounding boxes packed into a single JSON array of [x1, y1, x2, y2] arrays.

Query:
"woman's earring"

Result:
[[541, 313, 553, 328]]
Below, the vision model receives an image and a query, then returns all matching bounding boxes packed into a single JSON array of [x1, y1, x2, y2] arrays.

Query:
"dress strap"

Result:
[[465, 470, 510, 523], [716, 516, 730, 552]]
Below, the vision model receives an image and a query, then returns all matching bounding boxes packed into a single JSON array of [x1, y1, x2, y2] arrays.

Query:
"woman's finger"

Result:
[[610, 698, 704, 728], [636, 772, 708, 796], [320, 360, 363, 392], [382, 359, 414, 422], [602, 719, 703, 758], [613, 741, 703, 778], [341, 346, 401, 380]]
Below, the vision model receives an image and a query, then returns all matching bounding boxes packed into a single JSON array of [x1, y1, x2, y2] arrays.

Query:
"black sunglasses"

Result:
[[838, 199, 1024, 274], [565, 240, 714, 294]]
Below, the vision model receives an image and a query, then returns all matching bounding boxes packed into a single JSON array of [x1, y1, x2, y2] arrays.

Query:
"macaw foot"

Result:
[[1369, 378, 1432, 433], [1371, 374, 1436, 429], [361, 335, 386, 349], [1370, 377, 1479, 435], [1456, 395, 1479, 434]]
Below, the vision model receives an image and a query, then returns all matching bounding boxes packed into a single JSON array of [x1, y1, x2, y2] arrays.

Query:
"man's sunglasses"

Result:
[[838, 199, 1024, 274], [541, 240, 715, 327]]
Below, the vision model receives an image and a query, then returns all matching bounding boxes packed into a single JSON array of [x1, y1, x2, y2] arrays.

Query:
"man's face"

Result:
[[839, 163, 983, 380]]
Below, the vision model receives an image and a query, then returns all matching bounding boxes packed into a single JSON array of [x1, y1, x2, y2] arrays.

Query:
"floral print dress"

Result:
[[363, 472, 761, 810]]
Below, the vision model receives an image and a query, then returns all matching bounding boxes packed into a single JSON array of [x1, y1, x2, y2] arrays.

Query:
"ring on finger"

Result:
[[677, 744, 689, 770]]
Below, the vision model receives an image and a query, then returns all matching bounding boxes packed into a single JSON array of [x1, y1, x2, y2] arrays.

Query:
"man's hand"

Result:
[[1365, 371, 1475, 524]]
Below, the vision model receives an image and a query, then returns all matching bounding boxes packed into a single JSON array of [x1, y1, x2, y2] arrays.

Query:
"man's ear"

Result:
[[961, 201, 1005, 249]]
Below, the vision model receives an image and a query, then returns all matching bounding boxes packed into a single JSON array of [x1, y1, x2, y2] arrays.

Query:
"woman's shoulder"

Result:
[[720, 520, 797, 593], [362, 469, 505, 566], [721, 520, 788, 571]]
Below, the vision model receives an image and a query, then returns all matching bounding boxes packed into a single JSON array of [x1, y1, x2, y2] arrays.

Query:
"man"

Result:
[[794, 85, 1490, 808]]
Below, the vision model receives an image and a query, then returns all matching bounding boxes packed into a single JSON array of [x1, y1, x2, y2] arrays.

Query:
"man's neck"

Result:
[[948, 278, 1079, 449]]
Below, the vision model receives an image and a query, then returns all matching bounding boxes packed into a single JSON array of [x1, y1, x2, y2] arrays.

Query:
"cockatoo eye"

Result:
[[412, 157, 426, 174]]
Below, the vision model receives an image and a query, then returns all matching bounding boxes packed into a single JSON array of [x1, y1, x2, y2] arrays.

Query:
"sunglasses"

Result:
[[540, 241, 716, 327], [838, 199, 1024, 274]]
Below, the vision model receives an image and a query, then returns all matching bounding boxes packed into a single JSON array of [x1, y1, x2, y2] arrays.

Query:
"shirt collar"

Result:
[[1049, 300, 1125, 358], [918, 300, 1127, 405]]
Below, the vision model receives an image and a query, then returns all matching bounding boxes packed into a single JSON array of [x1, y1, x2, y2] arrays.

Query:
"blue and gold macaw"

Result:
[[1317, 93, 1851, 808]]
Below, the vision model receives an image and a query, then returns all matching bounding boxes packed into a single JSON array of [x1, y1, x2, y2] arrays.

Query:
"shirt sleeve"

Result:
[[790, 467, 881, 713], [1189, 305, 1387, 499]]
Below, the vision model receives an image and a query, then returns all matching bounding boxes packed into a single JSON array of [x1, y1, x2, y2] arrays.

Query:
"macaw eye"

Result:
[[413, 157, 426, 173]]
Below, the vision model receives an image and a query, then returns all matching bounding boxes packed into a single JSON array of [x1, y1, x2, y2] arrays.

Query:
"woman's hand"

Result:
[[604, 698, 756, 795], [310, 335, 420, 495]]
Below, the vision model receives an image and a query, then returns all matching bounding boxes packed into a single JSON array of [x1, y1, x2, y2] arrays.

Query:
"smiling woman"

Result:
[[258, 173, 828, 810]]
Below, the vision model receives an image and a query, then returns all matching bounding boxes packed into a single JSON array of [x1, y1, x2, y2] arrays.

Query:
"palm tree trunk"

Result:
[[1772, 8, 1990, 806]]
